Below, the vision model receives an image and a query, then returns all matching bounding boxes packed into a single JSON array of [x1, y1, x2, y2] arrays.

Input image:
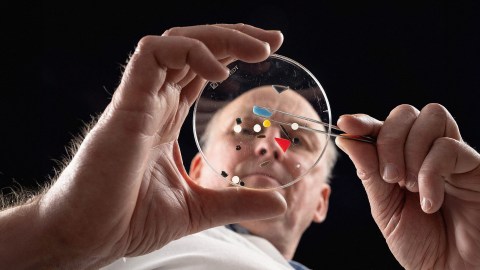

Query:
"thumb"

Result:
[[198, 187, 287, 231], [335, 115, 397, 228], [171, 141, 288, 232]]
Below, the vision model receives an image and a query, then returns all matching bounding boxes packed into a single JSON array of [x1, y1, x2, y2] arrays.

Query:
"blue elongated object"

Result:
[[252, 105, 273, 118]]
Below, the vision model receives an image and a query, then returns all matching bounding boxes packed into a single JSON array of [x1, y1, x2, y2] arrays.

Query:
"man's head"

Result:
[[190, 85, 338, 258]]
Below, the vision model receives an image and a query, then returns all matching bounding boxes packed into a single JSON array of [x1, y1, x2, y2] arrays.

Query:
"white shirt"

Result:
[[101, 226, 294, 270]]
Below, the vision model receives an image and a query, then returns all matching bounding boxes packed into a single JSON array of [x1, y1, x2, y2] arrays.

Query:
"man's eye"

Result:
[[292, 137, 302, 146], [241, 129, 256, 136]]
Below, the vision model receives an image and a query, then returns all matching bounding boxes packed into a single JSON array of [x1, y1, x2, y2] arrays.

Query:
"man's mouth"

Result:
[[233, 159, 293, 189], [240, 173, 283, 189]]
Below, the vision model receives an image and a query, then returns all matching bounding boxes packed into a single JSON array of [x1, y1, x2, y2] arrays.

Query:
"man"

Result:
[[1, 24, 479, 269], [103, 85, 338, 269]]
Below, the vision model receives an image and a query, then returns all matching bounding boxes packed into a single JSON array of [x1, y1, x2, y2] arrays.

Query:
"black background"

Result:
[[2, 1, 479, 269]]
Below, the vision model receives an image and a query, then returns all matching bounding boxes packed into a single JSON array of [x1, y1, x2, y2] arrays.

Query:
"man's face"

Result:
[[190, 86, 332, 238]]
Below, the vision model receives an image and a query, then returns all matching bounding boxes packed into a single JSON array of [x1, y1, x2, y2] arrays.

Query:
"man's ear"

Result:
[[313, 184, 331, 223], [189, 153, 204, 182]]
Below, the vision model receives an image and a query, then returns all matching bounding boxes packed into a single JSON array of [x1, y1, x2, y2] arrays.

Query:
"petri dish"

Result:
[[192, 54, 332, 190]]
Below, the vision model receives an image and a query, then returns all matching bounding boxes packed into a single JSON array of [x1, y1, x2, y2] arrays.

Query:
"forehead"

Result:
[[218, 86, 319, 122]]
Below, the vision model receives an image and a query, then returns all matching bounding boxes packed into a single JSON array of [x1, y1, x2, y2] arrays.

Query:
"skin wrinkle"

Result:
[[125, 149, 185, 256], [168, 98, 190, 142], [407, 215, 434, 269], [154, 154, 194, 236], [124, 177, 150, 256], [421, 225, 440, 269], [141, 192, 158, 254], [453, 201, 479, 263], [118, 108, 157, 139], [177, 69, 197, 89], [440, 207, 467, 269], [443, 198, 465, 268], [361, 167, 405, 234], [155, 87, 182, 141], [150, 172, 184, 246], [377, 190, 398, 233], [383, 191, 405, 237], [122, 49, 166, 97]]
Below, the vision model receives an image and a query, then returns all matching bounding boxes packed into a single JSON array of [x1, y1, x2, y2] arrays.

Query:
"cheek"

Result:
[[286, 177, 323, 210], [286, 192, 320, 225], [206, 141, 244, 169], [209, 134, 258, 165], [281, 151, 318, 180], [200, 140, 249, 186]]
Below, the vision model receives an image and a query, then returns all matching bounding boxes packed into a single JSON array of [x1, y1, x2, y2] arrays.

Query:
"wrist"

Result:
[[37, 186, 125, 269]]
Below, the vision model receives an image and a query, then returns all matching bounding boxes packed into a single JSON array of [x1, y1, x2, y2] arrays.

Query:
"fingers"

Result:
[[419, 138, 480, 213], [376, 105, 419, 185], [403, 104, 461, 187], [165, 23, 283, 62], [376, 103, 461, 191], [114, 23, 283, 120], [215, 23, 284, 55], [117, 35, 229, 107], [335, 133, 397, 229], [337, 113, 383, 136], [59, 24, 284, 206], [337, 103, 466, 215]]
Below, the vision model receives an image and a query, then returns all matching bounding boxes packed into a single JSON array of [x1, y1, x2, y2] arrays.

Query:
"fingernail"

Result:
[[406, 173, 417, 189], [357, 170, 367, 180], [335, 138, 346, 152], [421, 197, 432, 212], [407, 179, 417, 189], [383, 163, 399, 182], [263, 41, 271, 50]]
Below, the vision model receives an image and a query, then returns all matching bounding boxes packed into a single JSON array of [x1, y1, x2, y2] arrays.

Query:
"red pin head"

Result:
[[274, 137, 291, 152]]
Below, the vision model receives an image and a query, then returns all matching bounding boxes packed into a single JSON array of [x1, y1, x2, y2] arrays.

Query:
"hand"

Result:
[[29, 24, 286, 268], [336, 103, 480, 269]]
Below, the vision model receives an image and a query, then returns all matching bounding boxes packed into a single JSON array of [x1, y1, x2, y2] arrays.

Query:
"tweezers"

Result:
[[252, 105, 376, 144]]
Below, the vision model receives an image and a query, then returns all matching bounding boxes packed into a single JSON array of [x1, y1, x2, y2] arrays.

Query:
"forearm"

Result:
[[0, 197, 53, 268], [0, 196, 99, 269]]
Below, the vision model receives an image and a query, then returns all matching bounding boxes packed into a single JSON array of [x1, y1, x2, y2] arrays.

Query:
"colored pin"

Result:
[[232, 176, 240, 184], [263, 119, 271, 127], [233, 125, 242, 133], [274, 137, 291, 152], [253, 106, 273, 118]]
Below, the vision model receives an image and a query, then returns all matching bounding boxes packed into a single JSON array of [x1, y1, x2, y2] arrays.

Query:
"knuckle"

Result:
[[186, 38, 206, 52], [421, 103, 448, 119], [163, 26, 183, 36], [232, 23, 246, 31], [432, 136, 458, 149], [376, 133, 404, 147], [391, 104, 420, 119], [137, 35, 158, 51], [357, 168, 377, 182]]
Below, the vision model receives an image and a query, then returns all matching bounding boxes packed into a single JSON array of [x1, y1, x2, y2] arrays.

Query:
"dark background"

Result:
[[2, 1, 479, 269]]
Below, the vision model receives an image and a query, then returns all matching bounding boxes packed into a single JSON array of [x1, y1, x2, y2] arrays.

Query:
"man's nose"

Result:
[[254, 126, 285, 160]]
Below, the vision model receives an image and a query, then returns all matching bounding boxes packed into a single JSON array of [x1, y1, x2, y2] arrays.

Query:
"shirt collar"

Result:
[[224, 224, 311, 270]]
